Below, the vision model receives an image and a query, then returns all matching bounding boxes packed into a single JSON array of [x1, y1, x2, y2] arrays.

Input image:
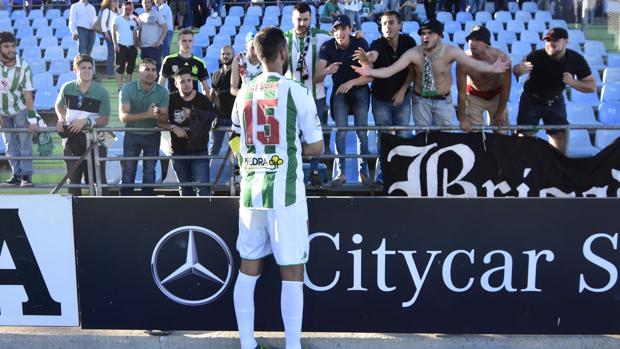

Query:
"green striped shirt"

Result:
[[0, 56, 33, 115]]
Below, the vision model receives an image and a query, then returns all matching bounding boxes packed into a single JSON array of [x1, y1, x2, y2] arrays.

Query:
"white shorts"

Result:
[[237, 200, 309, 266]]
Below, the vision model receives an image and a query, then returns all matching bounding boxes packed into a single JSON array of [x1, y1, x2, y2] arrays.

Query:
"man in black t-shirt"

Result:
[[158, 28, 210, 95], [208, 45, 237, 162], [513, 28, 596, 153], [161, 68, 217, 196]]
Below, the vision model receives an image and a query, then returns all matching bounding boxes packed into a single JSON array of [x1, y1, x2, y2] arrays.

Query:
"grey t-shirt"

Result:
[[138, 9, 165, 47]]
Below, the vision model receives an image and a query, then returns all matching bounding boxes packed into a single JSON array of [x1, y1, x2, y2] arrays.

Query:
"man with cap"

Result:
[[513, 27, 595, 153], [456, 25, 511, 134], [316, 14, 373, 187], [354, 18, 510, 128], [231, 31, 262, 96]]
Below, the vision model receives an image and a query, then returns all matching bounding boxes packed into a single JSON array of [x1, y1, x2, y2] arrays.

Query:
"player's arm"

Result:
[[297, 89, 324, 157], [303, 139, 323, 156], [230, 56, 241, 96], [452, 46, 509, 74]]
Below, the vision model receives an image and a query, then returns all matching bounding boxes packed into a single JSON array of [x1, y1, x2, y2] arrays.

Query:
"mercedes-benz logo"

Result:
[[151, 226, 234, 306]]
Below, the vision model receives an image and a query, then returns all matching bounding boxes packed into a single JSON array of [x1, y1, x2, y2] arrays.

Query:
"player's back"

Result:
[[232, 72, 320, 210]]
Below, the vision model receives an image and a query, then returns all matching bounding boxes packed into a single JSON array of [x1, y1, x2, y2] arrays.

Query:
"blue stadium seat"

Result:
[[603, 68, 620, 84], [527, 19, 547, 34], [474, 11, 492, 23], [566, 40, 582, 53], [497, 31, 517, 45], [437, 11, 453, 22], [199, 24, 216, 38], [584, 40, 607, 56], [233, 41, 245, 55], [464, 21, 482, 32], [36, 26, 53, 39], [598, 102, 620, 124], [204, 56, 219, 75], [534, 10, 551, 23], [205, 44, 223, 59], [244, 15, 260, 27], [50, 17, 67, 30], [261, 16, 278, 27], [228, 6, 244, 18], [566, 102, 598, 125], [0, 10, 8, 20], [191, 45, 203, 57], [585, 54, 606, 71], [193, 33, 209, 48], [0, 20, 11, 32], [28, 9, 44, 20], [601, 83, 620, 103], [280, 19, 294, 32], [19, 35, 38, 50], [494, 11, 512, 24], [54, 26, 71, 39], [22, 46, 41, 61], [511, 41, 532, 56], [566, 130, 598, 157], [568, 29, 586, 45], [264, 5, 280, 18], [43, 46, 64, 62], [31, 17, 49, 30], [46, 9, 61, 20], [49, 59, 70, 76], [13, 17, 30, 29], [592, 70, 603, 87], [444, 20, 461, 35], [594, 130, 620, 149], [11, 9, 27, 21], [571, 89, 600, 107], [224, 16, 241, 28], [205, 16, 221, 28], [91, 45, 107, 62], [16, 27, 34, 40], [361, 22, 379, 34], [508, 1, 519, 13], [506, 20, 525, 33], [63, 9, 71, 19], [56, 71, 76, 89], [212, 34, 231, 46], [39, 35, 59, 48], [520, 30, 540, 45], [523, 2, 539, 13], [509, 82, 523, 103], [66, 45, 79, 60], [28, 58, 46, 74], [33, 72, 54, 89], [607, 53, 620, 67], [455, 11, 472, 24], [453, 31, 467, 46], [507, 102, 519, 124], [514, 11, 532, 22], [548, 19, 568, 29], [60, 35, 74, 49], [485, 20, 504, 34], [409, 32, 421, 44], [33, 85, 58, 110], [246, 5, 262, 17], [402, 21, 419, 34]]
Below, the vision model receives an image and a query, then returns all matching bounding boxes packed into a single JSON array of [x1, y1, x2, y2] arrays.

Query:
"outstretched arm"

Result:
[[352, 48, 416, 78], [452, 47, 510, 74]]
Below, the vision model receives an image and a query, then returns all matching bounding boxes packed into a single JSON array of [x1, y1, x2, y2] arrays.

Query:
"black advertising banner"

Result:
[[380, 132, 620, 197], [74, 198, 620, 334]]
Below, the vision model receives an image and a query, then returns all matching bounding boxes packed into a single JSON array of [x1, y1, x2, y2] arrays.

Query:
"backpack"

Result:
[[92, 8, 111, 34]]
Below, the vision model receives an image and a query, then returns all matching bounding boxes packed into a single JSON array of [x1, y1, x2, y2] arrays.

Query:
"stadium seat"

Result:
[[444, 21, 461, 35], [204, 56, 219, 75], [402, 21, 419, 34], [212, 34, 231, 46], [603, 68, 620, 84], [548, 19, 568, 29], [46, 8, 61, 20], [33, 72, 54, 89], [49, 59, 70, 76], [28, 58, 46, 75], [16, 27, 34, 40], [514, 11, 532, 22], [475, 11, 492, 23], [361, 22, 379, 34], [228, 6, 244, 18], [507, 102, 519, 124], [566, 130, 598, 157], [59, 35, 74, 50], [11, 9, 27, 21], [246, 5, 262, 17], [233, 41, 245, 55], [571, 89, 600, 107], [506, 20, 525, 33], [224, 16, 241, 28], [22, 46, 41, 61], [567, 29, 586, 45], [522, 2, 539, 13], [598, 102, 620, 124], [54, 26, 71, 39], [592, 70, 603, 87], [39, 35, 59, 49], [199, 24, 216, 38], [464, 21, 482, 33], [509, 82, 523, 103], [485, 19, 504, 35], [584, 40, 607, 56], [219, 24, 237, 38], [594, 130, 620, 149], [566, 40, 582, 53], [56, 71, 76, 89], [534, 10, 552, 23], [19, 35, 38, 50], [607, 53, 620, 67], [455, 11, 472, 24], [90, 45, 107, 62], [264, 5, 280, 18], [36, 26, 54, 39], [409, 32, 421, 44], [519, 30, 540, 45], [205, 44, 223, 59], [43, 46, 65, 62], [494, 11, 512, 24], [31, 17, 49, 30], [28, 9, 44, 20], [193, 32, 209, 48], [527, 19, 547, 34], [50, 17, 67, 30], [601, 83, 620, 103], [566, 102, 598, 124], [191, 45, 203, 57], [511, 41, 532, 56], [33, 85, 58, 110], [63, 9, 70, 19], [453, 31, 467, 46], [261, 16, 278, 27], [244, 15, 260, 27], [585, 53, 606, 71], [66, 45, 79, 60], [205, 16, 221, 28], [437, 11, 453, 22], [508, 1, 519, 12], [497, 31, 517, 45]]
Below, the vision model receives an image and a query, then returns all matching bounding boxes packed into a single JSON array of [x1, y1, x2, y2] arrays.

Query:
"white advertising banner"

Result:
[[0, 195, 79, 326]]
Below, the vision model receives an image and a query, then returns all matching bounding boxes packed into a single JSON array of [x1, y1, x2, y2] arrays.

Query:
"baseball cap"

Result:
[[418, 19, 444, 37], [245, 31, 256, 43], [466, 25, 491, 46], [332, 14, 351, 29], [543, 27, 568, 41]]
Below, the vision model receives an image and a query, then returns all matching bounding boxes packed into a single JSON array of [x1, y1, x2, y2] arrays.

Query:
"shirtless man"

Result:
[[353, 19, 510, 127], [456, 26, 511, 134]]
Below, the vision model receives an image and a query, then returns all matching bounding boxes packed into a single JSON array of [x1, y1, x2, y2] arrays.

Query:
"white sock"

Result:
[[281, 280, 304, 349], [234, 272, 259, 349]]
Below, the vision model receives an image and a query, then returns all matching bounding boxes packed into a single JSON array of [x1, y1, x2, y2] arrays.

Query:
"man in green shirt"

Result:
[[119, 58, 169, 195], [320, 0, 341, 23], [55, 54, 111, 196]]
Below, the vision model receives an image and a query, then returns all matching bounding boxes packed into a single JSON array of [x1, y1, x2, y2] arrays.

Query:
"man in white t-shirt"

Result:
[[137, 0, 168, 73], [230, 27, 324, 349]]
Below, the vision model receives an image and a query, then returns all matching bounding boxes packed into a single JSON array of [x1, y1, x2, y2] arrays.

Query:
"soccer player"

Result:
[[231, 27, 324, 349]]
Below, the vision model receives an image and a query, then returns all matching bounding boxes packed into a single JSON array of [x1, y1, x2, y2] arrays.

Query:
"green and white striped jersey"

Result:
[[232, 72, 323, 210], [0, 56, 33, 116]]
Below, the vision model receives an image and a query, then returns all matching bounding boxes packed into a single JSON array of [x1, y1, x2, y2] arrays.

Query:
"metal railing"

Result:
[[1, 123, 620, 195]]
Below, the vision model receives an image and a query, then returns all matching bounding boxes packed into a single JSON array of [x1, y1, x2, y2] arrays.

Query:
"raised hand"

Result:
[[352, 47, 370, 64], [351, 64, 372, 76], [325, 62, 342, 75]]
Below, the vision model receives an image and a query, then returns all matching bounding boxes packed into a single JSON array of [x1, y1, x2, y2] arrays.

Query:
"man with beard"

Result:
[[456, 26, 511, 134], [55, 54, 111, 196], [159, 28, 209, 95], [230, 27, 323, 349], [161, 67, 216, 196], [208, 45, 236, 166], [230, 32, 262, 96], [284, 2, 332, 188], [119, 58, 169, 195], [316, 14, 373, 187], [513, 28, 595, 153], [137, 0, 168, 74], [353, 19, 510, 128], [0, 31, 38, 187]]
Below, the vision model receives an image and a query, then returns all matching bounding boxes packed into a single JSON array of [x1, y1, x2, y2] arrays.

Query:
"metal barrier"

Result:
[[1, 123, 620, 195]]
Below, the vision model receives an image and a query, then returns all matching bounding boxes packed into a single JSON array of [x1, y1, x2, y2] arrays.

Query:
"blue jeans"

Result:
[[208, 117, 231, 182], [309, 97, 330, 173], [105, 31, 114, 75], [121, 132, 160, 196], [141, 46, 163, 76], [331, 86, 370, 177], [77, 27, 96, 55], [172, 151, 210, 196], [517, 91, 568, 136], [161, 30, 174, 59], [1, 109, 33, 177]]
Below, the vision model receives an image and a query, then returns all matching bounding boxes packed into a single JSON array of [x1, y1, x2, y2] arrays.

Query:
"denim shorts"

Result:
[[517, 91, 568, 135]]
